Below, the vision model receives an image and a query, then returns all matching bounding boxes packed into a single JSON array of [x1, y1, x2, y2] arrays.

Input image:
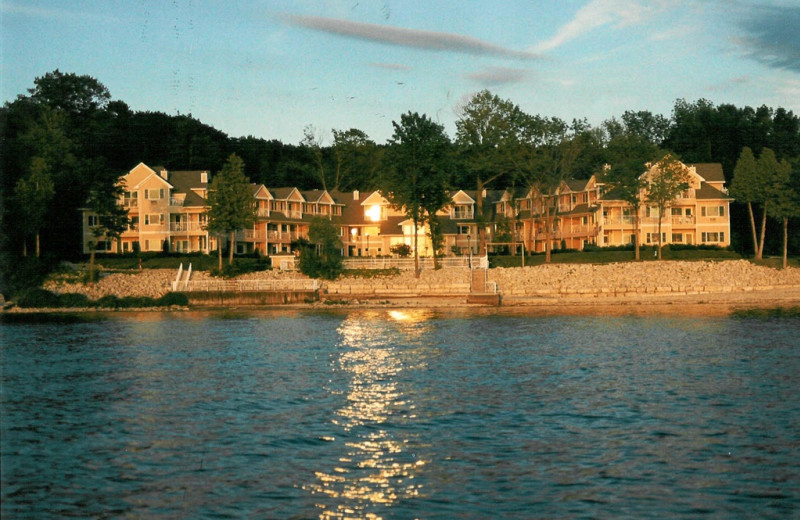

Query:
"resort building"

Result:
[[82, 160, 732, 258]]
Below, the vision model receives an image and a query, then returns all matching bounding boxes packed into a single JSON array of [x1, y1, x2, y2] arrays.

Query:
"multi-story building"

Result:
[[83, 160, 732, 258], [497, 162, 731, 253], [82, 162, 213, 254]]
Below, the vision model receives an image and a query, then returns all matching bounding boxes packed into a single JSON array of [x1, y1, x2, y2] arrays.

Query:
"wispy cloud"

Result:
[[466, 67, 528, 86], [531, 0, 666, 53], [1, 2, 113, 21], [734, 4, 800, 74], [706, 75, 750, 92], [283, 14, 538, 60], [369, 62, 412, 71]]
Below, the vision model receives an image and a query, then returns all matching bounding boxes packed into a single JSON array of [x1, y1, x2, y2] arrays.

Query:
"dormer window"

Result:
[[365, 204, 382, 222]]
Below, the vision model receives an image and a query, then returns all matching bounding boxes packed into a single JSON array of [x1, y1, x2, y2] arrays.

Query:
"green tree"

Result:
[[301, 125, 329, 190], [14, 157, 55, 257], [512, 113, 582, 263], [602, 134, 660, 260], [766, 158, 798, 268], [298, 217, 343, 280], [331, 128, 382, 191], [383, 112, 451, 277], [455, 90, 520, 254], [85, 179, 130, 283], [730, 147, 765, 258], [205, 154, 256, 270], [644, 153, 692, 260]]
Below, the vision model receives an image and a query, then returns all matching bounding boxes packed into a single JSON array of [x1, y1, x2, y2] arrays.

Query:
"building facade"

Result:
[[82, 160, 732, 258]]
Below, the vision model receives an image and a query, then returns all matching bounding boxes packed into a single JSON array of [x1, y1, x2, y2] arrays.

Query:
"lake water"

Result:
[[1, 309, 799, 519]]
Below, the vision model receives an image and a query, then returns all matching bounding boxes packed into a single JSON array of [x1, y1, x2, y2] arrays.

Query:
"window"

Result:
[[646, 232, 667, 243], [672, 233, 683, 243], [701, 206, 725, 217], [458, 225, 470, 235], [129, 216, 139, 230], [646, 207, 660, 218], [144, 188, 165, 200], [88, 215, 99, 227], [671, 208, 683, 216], [144, 213, 163, 226], [702, 232, 725, 243]]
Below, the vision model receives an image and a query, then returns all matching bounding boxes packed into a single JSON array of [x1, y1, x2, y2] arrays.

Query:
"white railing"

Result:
[[256, 208, 270, 217], [602, 216, 637, 227], [342, 255, 487, 270], [170, 198, 184, 206], [671, 216, 696, 225], [170, 222, 205, 232], [173, 279, 320, 292]]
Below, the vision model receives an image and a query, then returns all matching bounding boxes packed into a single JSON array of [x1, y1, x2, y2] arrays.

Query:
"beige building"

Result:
[[83, 160, 732, 258]]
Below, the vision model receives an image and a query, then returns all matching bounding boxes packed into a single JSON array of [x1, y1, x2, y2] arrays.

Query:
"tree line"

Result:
[[2, 71, 799, 288]]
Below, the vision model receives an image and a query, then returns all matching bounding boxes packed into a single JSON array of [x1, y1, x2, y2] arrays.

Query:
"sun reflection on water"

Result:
[[304, 312, 430, 519]]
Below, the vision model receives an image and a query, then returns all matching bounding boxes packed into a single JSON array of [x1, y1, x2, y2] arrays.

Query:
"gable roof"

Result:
[[690, 163, 725, 183], [695, 183, 732, 200]]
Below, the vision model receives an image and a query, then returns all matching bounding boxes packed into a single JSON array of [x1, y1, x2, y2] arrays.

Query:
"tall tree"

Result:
[[644, 153, 692, 260], [85, 178, 130, 283], [331, 128, 382, 191], [205, 154, 256, 270], [383, 112, 451, 277], [730, 147, 765, 258], [512, 113, 582, 263], [768, 159, 800, 268], [455, 90, 521, 254], [301, 125, 328, 190], [14, 157, 55, 257], [602, 134, 660, 260]]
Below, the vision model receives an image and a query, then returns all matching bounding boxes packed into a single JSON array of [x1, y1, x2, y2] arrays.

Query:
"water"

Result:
[[2, 309, 799, 519]]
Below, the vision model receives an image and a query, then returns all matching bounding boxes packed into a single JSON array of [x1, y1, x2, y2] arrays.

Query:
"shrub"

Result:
[[118, 296, 158, 308], [95, 295, 121, 308], [58, 292, 91, 308], [15, 288, 61, 308], [157, 292, 189, 306]]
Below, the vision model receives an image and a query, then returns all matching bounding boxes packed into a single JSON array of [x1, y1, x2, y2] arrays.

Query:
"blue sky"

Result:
[[2, 0, 799, 145]]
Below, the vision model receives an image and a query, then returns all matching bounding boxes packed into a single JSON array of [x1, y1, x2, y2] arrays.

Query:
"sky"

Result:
[[2, 0, 800, 145]]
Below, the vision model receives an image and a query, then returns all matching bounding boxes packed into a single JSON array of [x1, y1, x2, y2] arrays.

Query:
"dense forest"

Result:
[[2, 70, 799, 292]]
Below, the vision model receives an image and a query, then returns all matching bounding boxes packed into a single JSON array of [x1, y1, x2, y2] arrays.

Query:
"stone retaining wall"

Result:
[[41, 261, 800, 304]]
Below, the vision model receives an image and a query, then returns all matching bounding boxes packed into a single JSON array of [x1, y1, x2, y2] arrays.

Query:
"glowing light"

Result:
[[365, 204, 382, 222]]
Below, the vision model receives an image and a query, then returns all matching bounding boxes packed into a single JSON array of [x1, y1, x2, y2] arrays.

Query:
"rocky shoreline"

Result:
[[23, 259, 799, 313]]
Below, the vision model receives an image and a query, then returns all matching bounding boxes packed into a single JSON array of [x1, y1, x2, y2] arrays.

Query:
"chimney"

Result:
[[160, 169, 168, 179], [482, 188, 487, 198], [353, 190, 359, 200], [201, 172, 208, 183]]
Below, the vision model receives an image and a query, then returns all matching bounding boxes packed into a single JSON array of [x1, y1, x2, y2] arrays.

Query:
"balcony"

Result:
[[671, 216, 695, 226], [561, 225, 597, 238], [169, 221, 206, 232], [256, 208, 270, 218], [123, 199, 138, 207], [602, 216, 636, 228], [452, 208, 474, 220], [170, 198, 184, 207]]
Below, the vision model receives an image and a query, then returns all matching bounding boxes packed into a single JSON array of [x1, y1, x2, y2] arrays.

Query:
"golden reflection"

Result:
[[304, 313, 427, 519]]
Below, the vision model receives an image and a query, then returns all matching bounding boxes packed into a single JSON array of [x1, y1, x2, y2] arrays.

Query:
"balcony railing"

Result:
[[123, 199, 138, 207], [170, 198, 184, 207], [170, 222, 206, 232], [602, 216, 637, 227], [671, 216, 695, 226], [561, 225, 597, 238], [452, 209, 474, 219], [282, 210, 303, 219], [256, 208, 270, 218]]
